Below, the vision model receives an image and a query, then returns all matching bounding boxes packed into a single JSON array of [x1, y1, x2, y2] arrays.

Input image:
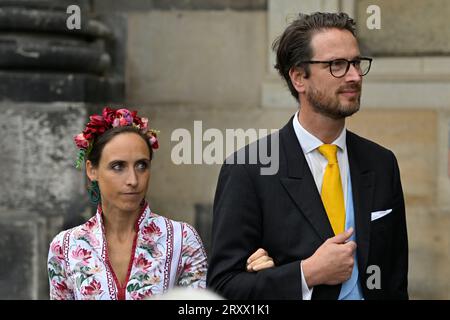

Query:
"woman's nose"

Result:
[[126, 169, 138, 186]]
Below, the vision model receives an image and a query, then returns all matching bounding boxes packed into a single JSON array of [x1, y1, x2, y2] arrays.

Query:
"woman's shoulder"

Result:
[[147, 213, 202, 241], [49, 215, 99, 245], [150, 213, 198, 231]]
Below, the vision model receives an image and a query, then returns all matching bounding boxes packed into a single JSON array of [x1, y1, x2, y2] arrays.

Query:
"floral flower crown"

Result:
[[74, 107, 159, 169]]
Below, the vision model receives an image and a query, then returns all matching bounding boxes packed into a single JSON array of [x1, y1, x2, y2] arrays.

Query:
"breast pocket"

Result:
[[370, 209, 392, 222], [369, 209, 395, 260]]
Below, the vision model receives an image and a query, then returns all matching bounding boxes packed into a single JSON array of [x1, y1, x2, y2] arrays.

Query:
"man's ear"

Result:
[[289, 67, 306, 94], [86, 160, 98, 182]]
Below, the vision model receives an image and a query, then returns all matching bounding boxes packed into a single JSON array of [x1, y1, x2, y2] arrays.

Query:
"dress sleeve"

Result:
[[177, 223, 208, 288], [47, 232, 75, 300]]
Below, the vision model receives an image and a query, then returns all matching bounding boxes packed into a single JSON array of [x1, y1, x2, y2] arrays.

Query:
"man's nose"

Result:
[[345, 63, 362, 82]]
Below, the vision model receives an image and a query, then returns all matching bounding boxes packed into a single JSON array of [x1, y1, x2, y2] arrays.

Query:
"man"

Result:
[[207, 12, 408, 300]]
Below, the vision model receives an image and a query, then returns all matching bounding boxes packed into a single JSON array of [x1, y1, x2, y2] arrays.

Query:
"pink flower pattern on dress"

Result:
[[143, 221, 162, 237], [81, 279, 103, 298], [47, 205, 207, 300], [51, 279, 71, 300], [134, 253, 152, 272], [50, 242, 64, 260], [71, 246, 92, 265]]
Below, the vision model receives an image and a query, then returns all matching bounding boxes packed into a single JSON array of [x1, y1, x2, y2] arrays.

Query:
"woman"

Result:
[[47, 107, 273, 300]]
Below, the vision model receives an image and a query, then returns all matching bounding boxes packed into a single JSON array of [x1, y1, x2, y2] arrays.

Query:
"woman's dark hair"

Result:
[[87, 126, 154, 167], [272, 12, 357, 101]]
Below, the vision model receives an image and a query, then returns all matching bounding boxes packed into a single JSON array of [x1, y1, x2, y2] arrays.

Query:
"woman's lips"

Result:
[[121, 192, 140, 197]]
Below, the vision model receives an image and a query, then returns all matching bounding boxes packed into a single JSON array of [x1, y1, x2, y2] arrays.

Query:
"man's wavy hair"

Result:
[[273, 12, 357, 101]]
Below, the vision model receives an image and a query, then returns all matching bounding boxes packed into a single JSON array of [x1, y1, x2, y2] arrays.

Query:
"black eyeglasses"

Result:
[[300, 57, 373, 78]]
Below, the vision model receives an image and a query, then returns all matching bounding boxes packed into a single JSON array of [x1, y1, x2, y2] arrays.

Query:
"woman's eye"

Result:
[[111, 163, 124, 171], [136, 162, 148, 171]]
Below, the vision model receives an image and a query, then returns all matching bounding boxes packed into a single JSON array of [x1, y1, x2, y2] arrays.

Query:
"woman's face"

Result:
[[87, 132, 151, 215]]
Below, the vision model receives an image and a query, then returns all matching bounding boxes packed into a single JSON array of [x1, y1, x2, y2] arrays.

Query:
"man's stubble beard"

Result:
[[306, 84, 361, 120]]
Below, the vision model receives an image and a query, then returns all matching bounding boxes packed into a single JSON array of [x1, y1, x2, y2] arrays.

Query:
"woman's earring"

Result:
[[87, 180, 101, 205]]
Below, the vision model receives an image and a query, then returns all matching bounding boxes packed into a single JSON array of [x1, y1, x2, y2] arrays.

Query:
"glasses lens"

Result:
[[330, 59, 348, 77], [359, 59, 371, 76]]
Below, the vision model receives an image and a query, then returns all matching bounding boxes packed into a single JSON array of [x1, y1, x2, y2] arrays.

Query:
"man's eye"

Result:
[[331, 60, 347, 69]]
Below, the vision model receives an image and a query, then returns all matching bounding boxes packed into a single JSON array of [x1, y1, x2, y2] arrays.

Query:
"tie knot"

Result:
[[318, 144, 338, 164]]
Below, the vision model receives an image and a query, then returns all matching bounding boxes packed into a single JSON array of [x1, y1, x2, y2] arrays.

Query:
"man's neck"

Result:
[[298, 107, 345, 144]]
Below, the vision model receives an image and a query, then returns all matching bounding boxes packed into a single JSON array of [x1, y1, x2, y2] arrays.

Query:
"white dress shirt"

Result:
[[292, 111, 350, 300]]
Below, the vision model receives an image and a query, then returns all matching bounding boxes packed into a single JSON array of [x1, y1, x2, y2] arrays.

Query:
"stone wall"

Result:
[[0, 0, 124, 299], [0, 102, 89, 299], [356, 0, 450, 56]]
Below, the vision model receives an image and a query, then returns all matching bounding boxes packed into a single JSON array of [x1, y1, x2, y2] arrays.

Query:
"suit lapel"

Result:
[[279, 119, 335, 242], [347, 132, 374, 275], [278, 118, 340, 299]]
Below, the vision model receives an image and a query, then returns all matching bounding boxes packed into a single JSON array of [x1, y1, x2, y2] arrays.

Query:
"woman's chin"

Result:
[[117, 201, 143, 213]]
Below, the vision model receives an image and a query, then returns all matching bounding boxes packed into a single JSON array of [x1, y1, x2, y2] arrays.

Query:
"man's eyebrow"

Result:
[[319, 55, 363, 61]]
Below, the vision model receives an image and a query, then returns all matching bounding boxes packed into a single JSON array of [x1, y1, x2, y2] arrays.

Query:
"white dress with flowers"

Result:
[[47, 204, 207, 300]]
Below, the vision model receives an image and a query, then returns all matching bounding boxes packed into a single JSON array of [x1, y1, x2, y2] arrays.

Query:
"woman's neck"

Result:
[[101, 204, 140, 240]]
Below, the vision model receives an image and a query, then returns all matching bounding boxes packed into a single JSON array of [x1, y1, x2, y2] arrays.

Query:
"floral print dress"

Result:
[[47, 203, 207, 300]]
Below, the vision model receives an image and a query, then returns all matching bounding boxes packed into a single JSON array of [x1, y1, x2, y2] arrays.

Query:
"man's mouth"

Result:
[[339, 90, 359, 96]]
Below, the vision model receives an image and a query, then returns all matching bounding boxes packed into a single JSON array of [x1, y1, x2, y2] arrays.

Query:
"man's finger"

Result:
[[247, 255, 274, 270], [247, 248, 268, 264], [252, 260, 275, 272], [344, 240, 357, 252], [328, 227, 353, 244]]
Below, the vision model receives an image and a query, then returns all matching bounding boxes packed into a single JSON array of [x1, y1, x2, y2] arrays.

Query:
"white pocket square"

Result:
[[371, 209, 392, 221]]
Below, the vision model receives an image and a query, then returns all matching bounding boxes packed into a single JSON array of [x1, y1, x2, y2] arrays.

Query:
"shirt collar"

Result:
[[292, 110, 347, 154]]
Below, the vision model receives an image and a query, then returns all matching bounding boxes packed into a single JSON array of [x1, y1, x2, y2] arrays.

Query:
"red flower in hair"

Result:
[[102, 107, 116, 125], [73, 107, 159, 169], [148, 133, 159, 149], [74, 133, 89, 149]]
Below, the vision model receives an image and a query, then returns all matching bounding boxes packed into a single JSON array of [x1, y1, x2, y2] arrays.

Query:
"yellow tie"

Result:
[[318, 144, 345, 235]]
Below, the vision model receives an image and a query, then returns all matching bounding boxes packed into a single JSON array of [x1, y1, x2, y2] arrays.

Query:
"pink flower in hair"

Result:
[[74, 133, 89, 149], [114, 109, 134, 127], [74, 106, 159, 169], [140, 117, 149, 132], [149, 134, 159, 149]]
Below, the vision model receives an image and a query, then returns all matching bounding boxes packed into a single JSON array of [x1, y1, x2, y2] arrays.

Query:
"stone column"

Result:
[[0, 0, 124, 299]]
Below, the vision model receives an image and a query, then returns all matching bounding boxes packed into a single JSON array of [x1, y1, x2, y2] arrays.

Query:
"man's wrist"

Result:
[[302, 257, 318, 288]]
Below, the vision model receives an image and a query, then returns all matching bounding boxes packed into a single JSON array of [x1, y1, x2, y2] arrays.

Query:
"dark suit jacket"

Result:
[[206, 118, 408, 300]]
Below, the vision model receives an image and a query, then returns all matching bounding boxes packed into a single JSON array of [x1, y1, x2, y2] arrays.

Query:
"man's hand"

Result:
[[246, 248, 275, 272], [302, 228, 356, 287]]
